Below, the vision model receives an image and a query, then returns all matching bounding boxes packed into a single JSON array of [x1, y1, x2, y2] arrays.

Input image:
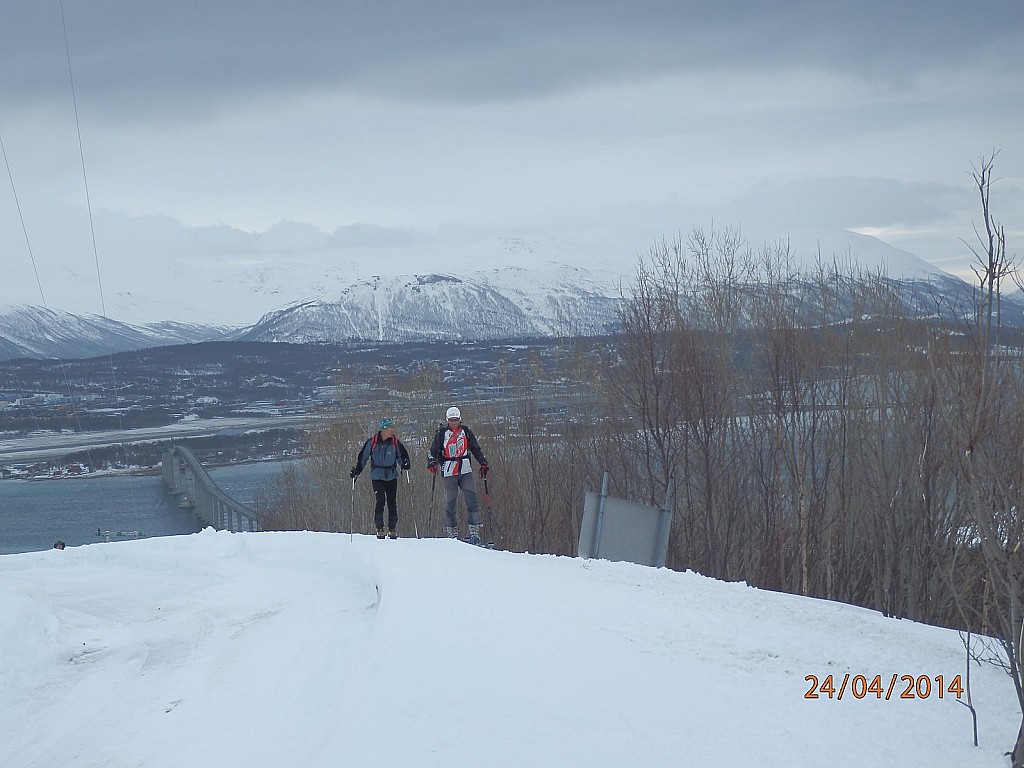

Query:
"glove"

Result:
[[428, 465, 437, 475], [401, 458, 411, 471], [349, 466, 360, 479], [479, 463, 489, 478]]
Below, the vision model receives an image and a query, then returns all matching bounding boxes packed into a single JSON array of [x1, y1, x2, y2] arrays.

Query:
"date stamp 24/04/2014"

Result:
[[804, 674, 963, 701]]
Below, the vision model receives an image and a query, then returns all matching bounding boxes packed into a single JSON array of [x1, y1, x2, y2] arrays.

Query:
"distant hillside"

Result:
[[0, 305, 227, 361], [4, 229, 1020, 359], [236, 268, 622, 344]]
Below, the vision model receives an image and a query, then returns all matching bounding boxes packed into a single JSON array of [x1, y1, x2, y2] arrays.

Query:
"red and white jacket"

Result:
[[428, 424, 488, 478]]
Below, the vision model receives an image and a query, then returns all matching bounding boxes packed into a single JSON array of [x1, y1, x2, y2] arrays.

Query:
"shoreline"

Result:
[[0, 414, 314, 464], [0, 454, 302, 482]]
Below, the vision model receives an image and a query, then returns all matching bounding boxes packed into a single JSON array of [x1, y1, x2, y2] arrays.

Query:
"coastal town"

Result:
[[0, 337, 598, 479]]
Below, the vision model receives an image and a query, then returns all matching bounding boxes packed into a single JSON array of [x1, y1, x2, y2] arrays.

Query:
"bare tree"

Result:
[[932, 153, 1024, 765]]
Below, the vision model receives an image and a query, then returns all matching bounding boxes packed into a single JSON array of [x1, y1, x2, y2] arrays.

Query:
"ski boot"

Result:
[[387, 529, 398, 539], [444, 527, 459, 539], [376, 528, 386, 539], [467, 525, 482, 546]]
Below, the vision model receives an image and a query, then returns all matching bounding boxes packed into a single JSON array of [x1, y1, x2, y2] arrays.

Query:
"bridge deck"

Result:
[[161, 446, 260, 533]]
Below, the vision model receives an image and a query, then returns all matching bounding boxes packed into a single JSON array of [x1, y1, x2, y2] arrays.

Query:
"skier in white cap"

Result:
[[427, 406, 490, 544]]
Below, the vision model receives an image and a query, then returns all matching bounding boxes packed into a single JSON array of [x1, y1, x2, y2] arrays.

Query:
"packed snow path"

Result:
[[0, 529, 1018, 767]]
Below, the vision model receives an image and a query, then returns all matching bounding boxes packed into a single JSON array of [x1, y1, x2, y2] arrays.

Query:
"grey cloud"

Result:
[[2, 0, 1021, 123], [328, 223, 424, 249], [725, 177, 963, 230], [247, 220, 428, 251], [89, 209, 432, 258]]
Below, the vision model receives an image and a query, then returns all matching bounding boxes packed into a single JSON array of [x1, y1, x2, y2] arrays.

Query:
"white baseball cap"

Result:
[[446, 406, 461, 420]]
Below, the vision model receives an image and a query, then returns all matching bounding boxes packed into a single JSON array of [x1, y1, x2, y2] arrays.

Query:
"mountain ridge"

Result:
[[0, 305, 229, 361], [235, 267, 623, 344], [0, 229, 999, 360]]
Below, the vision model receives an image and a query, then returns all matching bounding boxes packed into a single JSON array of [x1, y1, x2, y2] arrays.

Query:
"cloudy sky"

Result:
[[2, 0, 1022, 312]]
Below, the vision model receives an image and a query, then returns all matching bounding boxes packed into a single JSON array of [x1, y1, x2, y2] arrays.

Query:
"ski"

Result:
[[461, 538, 496, 549]]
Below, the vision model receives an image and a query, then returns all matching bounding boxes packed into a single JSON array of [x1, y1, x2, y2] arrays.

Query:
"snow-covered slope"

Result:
[[744, 226, 952, 278], [2, 230, 638, 328], [0, 305, 225, 360], [1, 228, 993, 356], [238, 265, 623, 343], [0, 529, 1017, 767], [2, 228, 952, 328]]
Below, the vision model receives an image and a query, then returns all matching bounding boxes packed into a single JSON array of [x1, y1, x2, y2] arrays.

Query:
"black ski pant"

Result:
[[372, 478, 399, 531]]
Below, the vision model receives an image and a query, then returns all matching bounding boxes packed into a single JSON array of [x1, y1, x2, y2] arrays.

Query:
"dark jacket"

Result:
[[354, 432, 411, 482], [427, 424, 488, 477]]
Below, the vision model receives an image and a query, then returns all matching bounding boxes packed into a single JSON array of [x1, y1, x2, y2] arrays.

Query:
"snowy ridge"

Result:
[[2, 228, 950, 328], [238, 265, 623, 343], [743, 227, 951, 279], [0, 529, 1016, 767], [0, 305, 225, 360], [1, 228, 1003, 358]]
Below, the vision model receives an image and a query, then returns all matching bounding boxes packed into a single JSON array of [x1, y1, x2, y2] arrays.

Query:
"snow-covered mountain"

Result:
[[3, 228, 638, 329], [0, 306, 226, 361], [0, 260, 626, 358], [237, 266, 623, 344], [0, 228, 1003, 359]]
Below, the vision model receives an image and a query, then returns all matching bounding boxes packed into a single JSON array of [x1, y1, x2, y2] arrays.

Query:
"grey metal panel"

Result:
[[579, 491, 667, 567]]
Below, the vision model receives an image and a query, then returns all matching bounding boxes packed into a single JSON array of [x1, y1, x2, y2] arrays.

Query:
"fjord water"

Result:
[[0, 461, 293, 554]]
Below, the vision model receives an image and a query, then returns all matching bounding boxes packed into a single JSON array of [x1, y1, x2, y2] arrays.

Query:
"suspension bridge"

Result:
[[161, 446, 261, 533]]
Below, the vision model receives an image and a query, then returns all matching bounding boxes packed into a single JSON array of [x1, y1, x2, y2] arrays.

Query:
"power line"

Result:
[[1, 134, 47, 308], [59, 0, 106, 318]]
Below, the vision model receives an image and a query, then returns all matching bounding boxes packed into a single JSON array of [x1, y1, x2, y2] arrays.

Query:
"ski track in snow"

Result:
[[0, 529, 1019, 767]]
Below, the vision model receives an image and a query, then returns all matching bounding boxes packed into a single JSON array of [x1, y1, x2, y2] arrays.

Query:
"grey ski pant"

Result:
[[442, 472, 481, 529]]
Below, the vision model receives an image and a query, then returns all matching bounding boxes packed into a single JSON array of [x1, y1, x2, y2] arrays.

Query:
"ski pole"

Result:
[[428, 469, 437, 533], [350, 477, 355, 543], [482, 473, 493, 543], [406, 470, 419, 539]]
